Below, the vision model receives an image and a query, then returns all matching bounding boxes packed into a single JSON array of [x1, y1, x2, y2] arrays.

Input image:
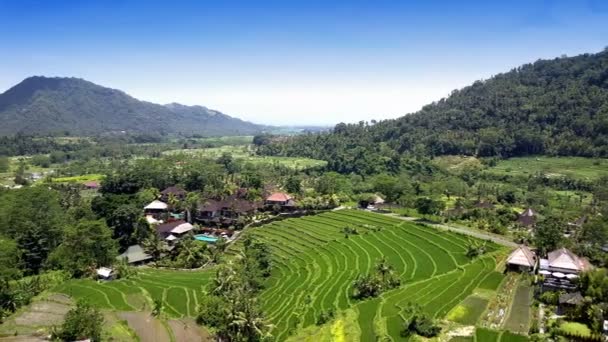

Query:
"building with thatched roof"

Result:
[[117, 245, 152, 265], [543, 248, 592, 274], [506, 245, 537, 272], [517, 208, 537, 227], [160, 186, 187, 201]]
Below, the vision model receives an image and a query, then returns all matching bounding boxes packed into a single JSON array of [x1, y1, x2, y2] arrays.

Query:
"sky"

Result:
[[0, 1, 607, 126]]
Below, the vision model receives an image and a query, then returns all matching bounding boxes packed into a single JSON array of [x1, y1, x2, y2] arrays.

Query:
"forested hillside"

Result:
[[0, 76, 267, 136], [258, 49, 608, 174]]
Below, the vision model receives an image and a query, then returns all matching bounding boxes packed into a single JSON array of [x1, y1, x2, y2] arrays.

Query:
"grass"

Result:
[[53, 268, 214, 318], [50, 174, 104, 183], [475, 327, 501, 341], [446, 295, 489, 325], [485, 156, 608, 180], [229, 210, 504, 341], [163, 145, 327, 170], [504, 284, 532, 334], [559, 321, 593, 337], [500, 331, 529, 342]]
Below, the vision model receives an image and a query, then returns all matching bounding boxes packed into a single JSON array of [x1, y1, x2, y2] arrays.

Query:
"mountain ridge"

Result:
[[257, 49, 608, 174], [0, 76, 267, 136]]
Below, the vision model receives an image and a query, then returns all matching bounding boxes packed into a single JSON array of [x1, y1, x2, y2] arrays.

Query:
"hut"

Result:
[[558, 292, 584, 315], [144, 200, 168, 217], [517, 208, 537, 228], [506, 245, 537, 272], [117, 245, 152, 265]]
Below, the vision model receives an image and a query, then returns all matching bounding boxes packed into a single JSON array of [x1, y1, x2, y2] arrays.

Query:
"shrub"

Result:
[[52, 301, 104, 342]]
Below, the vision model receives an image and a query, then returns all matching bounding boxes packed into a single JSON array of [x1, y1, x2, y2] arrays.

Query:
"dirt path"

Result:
[[168, 318, 213, 341], [382, 213, 518, 247], [118, 312, 170, 342]]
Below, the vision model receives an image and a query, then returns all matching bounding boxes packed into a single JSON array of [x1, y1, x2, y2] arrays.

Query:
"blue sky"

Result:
[[0, 0, 607, 125]]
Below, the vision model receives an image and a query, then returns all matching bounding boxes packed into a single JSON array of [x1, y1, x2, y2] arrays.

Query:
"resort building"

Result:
[[540, 248, 592, 292], [506, 245, 537, 272], [144, 200, 168, 218], [265, 192, 296, 211], [156, 220, 194, 240], [196, 189, 262, 227], [117, 245, 153, 265], [160, 186, 187, 202]]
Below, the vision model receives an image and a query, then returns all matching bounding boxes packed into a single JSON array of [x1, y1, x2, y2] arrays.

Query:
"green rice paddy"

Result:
[[53, 268, 214, 318], [235, 210, 505, 340], [54, 210, 506, 340]]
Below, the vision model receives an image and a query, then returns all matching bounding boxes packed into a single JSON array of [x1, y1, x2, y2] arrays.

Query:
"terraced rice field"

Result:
[[236, 210, 505, 340], [53, 268, 214, 318]]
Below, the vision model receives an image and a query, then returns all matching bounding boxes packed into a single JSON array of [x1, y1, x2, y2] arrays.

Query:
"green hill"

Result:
[[0, 76, 267, 136], [258, 49, 608, 174]]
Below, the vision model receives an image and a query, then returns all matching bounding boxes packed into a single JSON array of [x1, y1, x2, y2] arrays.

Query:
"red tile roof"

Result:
[[266, 192, 292, 202]]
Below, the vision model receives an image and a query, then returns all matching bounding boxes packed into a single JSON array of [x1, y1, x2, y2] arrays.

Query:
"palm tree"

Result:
[[228, 297, 273, 341], [142, 229, 164, 261]]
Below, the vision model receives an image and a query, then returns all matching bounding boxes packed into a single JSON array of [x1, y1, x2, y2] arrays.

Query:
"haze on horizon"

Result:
[[1, 0, 607, 126]]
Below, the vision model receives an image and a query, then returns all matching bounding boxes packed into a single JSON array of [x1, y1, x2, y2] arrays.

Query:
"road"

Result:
[[381, 212, 518, 248]]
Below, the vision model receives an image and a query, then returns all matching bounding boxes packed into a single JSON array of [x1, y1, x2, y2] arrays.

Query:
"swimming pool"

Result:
[[194, 234, 218, 243]]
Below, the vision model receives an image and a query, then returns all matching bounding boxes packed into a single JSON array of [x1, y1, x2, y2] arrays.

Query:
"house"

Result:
[[543, 248, 592, 274], [96, 267, 114, 280], [540, 248, 592, 292], [84, 181, 100, 190], [558, 292, 584, 315], [160, 186, 187, 202], [196, 190, 262, 227], [359, 194, 385, 209], [117, 245, 153, 265], [156, 220, 194, 240], [506, 245, 537, 272], [144, 200, 168, 217], [517, 208, 537, 228], [265, 192, 296, 211]]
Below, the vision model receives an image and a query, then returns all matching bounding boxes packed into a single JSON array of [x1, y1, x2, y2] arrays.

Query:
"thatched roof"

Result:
[[507, 245, 536, 267]]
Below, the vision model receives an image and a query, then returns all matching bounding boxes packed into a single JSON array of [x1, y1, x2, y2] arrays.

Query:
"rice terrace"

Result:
[[52, 210, 509, 341]]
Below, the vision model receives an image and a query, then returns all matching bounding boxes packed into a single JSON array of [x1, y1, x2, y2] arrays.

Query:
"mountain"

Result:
[[0, 76, 267, 136], [258, 49, 608, 174]]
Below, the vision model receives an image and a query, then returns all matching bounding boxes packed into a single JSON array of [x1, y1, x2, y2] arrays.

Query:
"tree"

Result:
[[415, 197, 445, 218], [0, 187, 66, 274], [400, 303, 441, 338], [13, 159, 28, 186], [142, 226, 164, 261], [465, 240, 487, 258], [534, 217, 564, 255], [285, 176, 302, 195], [0, 157, 8, 173], [0, 237, 22, 282], [47, 220, 117, 277], [52, 301, 104, 342], [107, 204, 141, 248], [172, 237, 210, 269]]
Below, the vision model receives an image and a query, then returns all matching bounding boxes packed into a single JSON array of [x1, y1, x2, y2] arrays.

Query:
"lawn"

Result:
[[231, 210, 505, 341], [504, 284, 532, 334], [485, 156, 608, 180]]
